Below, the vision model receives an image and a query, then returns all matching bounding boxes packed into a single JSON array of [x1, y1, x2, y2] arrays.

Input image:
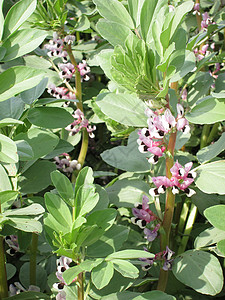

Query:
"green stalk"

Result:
[[30, 233, 39, 286], [177, 204, 198, 254], [195, 0, 202, 32], [157, 132, 177, 292], [0, 201, 8, 299], [178, 200, 191, 235], [0, 236, 8, 299], [200, 124, 211, 149], [77, 272, 84, 300], [207, 123, 219, 144]]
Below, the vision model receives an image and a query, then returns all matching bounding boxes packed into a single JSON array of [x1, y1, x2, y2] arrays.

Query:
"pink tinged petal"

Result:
[[184, 161, 193, 173], [170, 161, 182, 177], [179, 178, 194, 190], [176, 118, 189, 131], [177, 104, 184, 117], [164, 109, 176, 127], [142, 195, 149, 210], [148, 146, 163, 157]]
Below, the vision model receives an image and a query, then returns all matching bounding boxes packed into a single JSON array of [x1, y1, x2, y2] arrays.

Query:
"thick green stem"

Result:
[[157, 132, 177, 291], [77, 272, 84, 300], [0, 200, 8, 299], [177, 204, 198, 254], [200, 124, 211, 149], [0, 236, 8, 299], [30, 233, 38, 286], [207, 122, 219, 144], [178, 200, 191, 234], [195, 0, 202, 32]]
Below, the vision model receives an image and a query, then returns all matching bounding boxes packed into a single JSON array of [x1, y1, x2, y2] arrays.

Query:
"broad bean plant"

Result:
[[0, 0, 225, 299]]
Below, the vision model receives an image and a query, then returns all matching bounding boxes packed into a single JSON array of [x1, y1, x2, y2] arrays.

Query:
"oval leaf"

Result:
[[172, 250, 223, 296], [204, 205, 225, 231], [0, 134, 18, 163], [195, 161, 225, 194], [27, 107, 74, 129]]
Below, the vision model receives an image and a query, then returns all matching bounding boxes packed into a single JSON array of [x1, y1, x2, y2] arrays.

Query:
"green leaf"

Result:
[[197, 132, 225, 163], [0, 96, 24, 120], [133, 291, 176, 300], [75, 184, 99, 218], [20, 77, 48, 104], [6, 263, 16, 280], [27, 107, 74, 129], [107, 178, 150, 208], [79, 209, 117, 246], [96, 19, 132, 47], [44, 192, 72, 228], [195, 161, 225, 194], [50, 170, 74, 206], [128, 0, 145, 28], [91, 261, 114, 289], [18, 160, 57, 194], [74, 15, 90, 31], [0, 118, 23, 128], [3, 0, 37, 39], [63, 259, 103, 285], [0, 66, 45, 102], [87, 224, 129, 257], [106, 250, 154, 260], [217, 239, 225, 256], [204, 205, 225, 231], [14, 128, 59, 160], [96, 93, 148, 127], [112, 259, 139, 278], [186, 97, 225, 124], [74, 166, 94, 196], [0, 164, 12, 192], [172, 250, 223, 296], [2, 29, 48, 61], [0, 0, 4, 41], [101, 130, 150, 173], [140, 0, 158, 41], [19, 262, 47, 291], [194, 227, 225, 249], [93, 0, 134, 29], [0, 190, 18, 205], [0, 134, 18, 163], [170, 1, 193, 40], [4, 291, 50, 300], [43, 139, 74, 159], [4, 203, 44, 216], [6, 217, 42, 233], [15, 140, 34, 161]]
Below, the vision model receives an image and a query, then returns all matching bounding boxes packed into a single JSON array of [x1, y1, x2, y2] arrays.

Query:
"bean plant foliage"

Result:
[[0, 0, 225, 299]]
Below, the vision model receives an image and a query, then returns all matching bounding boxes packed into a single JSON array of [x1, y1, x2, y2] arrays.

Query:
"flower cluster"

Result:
[[137, 104, 189, 164], [58, 62, 75, 82], [5, 235, 19, 256], [53, 256, 74, 300], [77, 60, 91, 81], [140, 246, 174, 272], [65, 109, 96, 138], [149, 161, 196, 198], [45, 32, 74, 61], [201, 12, 215, 30], [54, 153, 81, 173], [47, 83, 76, 101], [131, 195, 160, 242], [9, 282, 40, 296]]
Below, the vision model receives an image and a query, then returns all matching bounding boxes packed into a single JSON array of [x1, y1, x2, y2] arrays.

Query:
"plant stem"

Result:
[[0, 201, 8, 299], [200, 124, 211, 149], [178, 200, 191, 234], [30, 233, 38, 286], [157, 132, 177, 292], [207, 122, 219, 144], [195, 0, 202, 32], [177, 204, 198, 254], [77, 272, 84, 300], [0, 236, 8, 300]]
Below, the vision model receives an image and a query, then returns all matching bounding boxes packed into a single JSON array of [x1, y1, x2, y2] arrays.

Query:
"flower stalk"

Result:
[[0, 203, 8, 299], [30, 233, 39, 286]]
